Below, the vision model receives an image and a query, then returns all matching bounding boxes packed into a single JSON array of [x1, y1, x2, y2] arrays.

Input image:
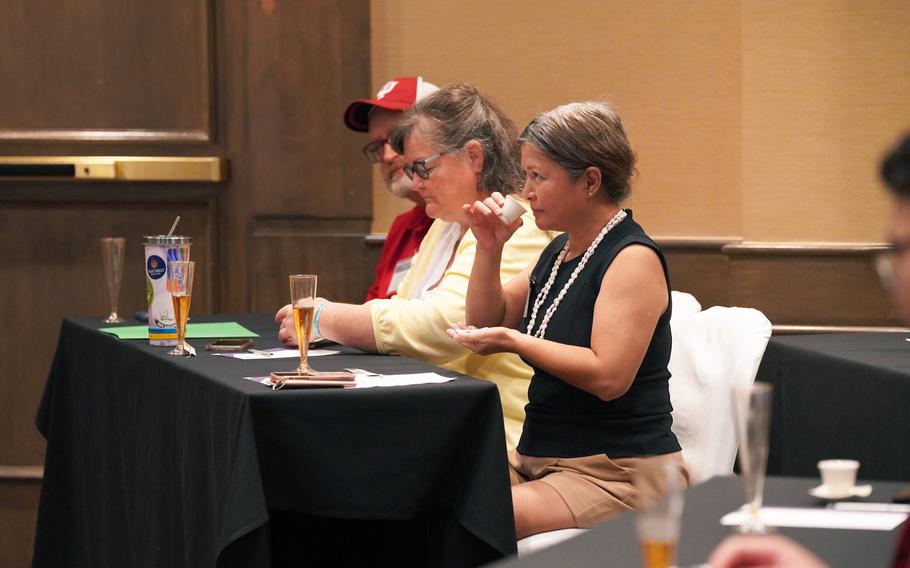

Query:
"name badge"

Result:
[[387, 258, 412, 295]]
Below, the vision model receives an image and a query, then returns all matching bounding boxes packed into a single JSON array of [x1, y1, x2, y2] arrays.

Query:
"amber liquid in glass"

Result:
[[640, 539, 675, 568], [293, 305, 315, 372], [171, 293, 192, 349]]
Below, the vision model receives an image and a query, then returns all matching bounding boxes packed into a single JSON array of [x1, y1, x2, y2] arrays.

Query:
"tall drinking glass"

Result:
[[101, 237, 127, 323], [167, 261, 195, 356], [289, 274, 317, 374], [635, 459, 686, 568], [732, 382, 773, 534]]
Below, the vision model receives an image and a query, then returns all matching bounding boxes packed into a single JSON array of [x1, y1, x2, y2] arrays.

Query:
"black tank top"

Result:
[[517, 211, 681, 458]]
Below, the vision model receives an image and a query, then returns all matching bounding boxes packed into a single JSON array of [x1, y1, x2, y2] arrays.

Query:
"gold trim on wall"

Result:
[[0, 156, 228, 182], [0, 466, 43, 480], [0, 129, 210, 142], [653, 236, 740, 250], [723, 241, 889, 255]]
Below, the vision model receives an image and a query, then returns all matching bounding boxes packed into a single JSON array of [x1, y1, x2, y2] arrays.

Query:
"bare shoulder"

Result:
[[599, 244, 668, 306], [608, 244, 664, 276]]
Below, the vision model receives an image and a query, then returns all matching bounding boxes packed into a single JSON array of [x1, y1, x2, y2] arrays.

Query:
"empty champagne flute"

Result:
[[167, 261, 195, 356], [635, 459, 687, 568], [732, 382, 773, 534], [289, 274, 317, 374], [101, 237, 127, 323]]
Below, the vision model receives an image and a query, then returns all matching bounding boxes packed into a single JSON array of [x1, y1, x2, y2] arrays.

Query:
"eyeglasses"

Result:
[[876, 240, 910, 292], [402, 153, 445, 180], [362, 138, 389, 164]]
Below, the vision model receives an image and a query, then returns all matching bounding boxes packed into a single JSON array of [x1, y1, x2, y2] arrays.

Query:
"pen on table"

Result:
[[247, 348, 274, 357]]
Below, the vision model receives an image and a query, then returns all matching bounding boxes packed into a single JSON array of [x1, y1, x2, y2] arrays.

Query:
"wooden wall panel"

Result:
[[729, 250, 901, 328], [0, 198, 214, 465], [0, 0, 372, 565], [246, 0, 371, 217], [659, 239, 733, 310], [244, 0, 374, 316], [0, 0, 213, 141], [0, 475, 40, 568], [658, 239, 901, 329], [250, 220, 380, 313]]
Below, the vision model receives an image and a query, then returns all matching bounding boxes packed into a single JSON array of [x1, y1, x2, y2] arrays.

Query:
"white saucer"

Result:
[[809, 484, 872, 500]]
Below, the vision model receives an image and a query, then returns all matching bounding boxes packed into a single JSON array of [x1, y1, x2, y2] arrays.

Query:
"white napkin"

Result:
[[721, 505, 908, 531], [241, 371, 457, 389], [216, 348, 339, 360]]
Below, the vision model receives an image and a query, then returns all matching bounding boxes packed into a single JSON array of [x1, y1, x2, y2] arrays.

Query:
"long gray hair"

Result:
[[390, 83, 522, 194]]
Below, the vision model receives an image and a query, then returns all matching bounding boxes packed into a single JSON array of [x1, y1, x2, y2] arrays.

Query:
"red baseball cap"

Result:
[[343, 76, 439, 132]]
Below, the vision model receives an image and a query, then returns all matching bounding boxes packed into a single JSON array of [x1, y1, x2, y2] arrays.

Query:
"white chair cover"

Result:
[[670, 290, 702, 321], [668, 305, 772, 485], [517, 528, 587, 557]]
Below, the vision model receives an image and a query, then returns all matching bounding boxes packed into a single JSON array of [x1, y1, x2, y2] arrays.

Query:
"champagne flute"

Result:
[[101, 237, 127, 323], [635, 459, 686, 568], [167, 261, 195, 356], [732, 382, 773, 534], [289, 274, 317, 374]]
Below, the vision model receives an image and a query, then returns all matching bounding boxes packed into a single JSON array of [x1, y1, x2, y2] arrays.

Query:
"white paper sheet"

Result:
[[241, 372, 456, 389], [216, 348, 339, 360], [721, 506, 908, 531], [353, 372, 456, 388]]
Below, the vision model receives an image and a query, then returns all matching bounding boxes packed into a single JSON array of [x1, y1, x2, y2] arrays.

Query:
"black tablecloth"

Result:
[[757, 333, 910, 481], [34, 315, 516, 567], [492, 476, 907, 568]]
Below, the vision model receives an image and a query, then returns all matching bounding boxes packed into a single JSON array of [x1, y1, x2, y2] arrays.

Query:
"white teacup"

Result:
[[817, 459, 860, 497], [496, 195, 525, 224]]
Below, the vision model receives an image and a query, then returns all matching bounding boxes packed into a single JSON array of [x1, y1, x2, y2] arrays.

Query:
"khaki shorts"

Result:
[[509, 450, 688, 528]]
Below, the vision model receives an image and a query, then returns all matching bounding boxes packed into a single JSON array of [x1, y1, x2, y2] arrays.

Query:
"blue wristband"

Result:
[[313, 301, 329, 338]]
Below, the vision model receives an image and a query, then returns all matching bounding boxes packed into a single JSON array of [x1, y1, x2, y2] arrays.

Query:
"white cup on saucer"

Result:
[[496, 195, 525, 224], [817, 459, 860, 498]]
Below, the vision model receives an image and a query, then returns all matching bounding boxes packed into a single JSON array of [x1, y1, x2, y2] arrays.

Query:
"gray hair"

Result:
[[519, 101, 636, 203], [389, 84, 521, 194]]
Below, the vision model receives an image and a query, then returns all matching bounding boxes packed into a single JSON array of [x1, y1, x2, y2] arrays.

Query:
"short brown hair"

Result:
[[519, 101, 636, 203], [390, 84, 522, 194]]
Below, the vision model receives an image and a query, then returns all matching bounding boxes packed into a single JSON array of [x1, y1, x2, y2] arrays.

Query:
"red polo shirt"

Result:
[[365, 205, 433, 301]]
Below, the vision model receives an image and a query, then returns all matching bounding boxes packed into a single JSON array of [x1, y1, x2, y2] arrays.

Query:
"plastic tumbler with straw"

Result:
[[144, 216, 191, 346]]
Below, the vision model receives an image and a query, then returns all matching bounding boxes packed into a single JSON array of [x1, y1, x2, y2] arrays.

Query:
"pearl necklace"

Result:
[[525, 209, 628, 338]]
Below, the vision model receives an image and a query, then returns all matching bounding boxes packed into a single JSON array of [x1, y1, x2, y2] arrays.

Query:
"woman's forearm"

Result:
[[465, 246, 507, 327], [511, 332, 636, 401], [316, 300, 378, 353]]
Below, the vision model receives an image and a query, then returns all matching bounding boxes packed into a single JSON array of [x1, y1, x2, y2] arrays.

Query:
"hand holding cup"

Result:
[[463, 192, 525, 251]]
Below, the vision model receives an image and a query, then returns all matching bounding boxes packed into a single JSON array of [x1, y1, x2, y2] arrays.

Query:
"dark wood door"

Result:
[[0, 1, 372, 566]]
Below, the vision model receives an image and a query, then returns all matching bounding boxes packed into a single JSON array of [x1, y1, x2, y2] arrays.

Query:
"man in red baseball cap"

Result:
[[344, 76, 439, 301]]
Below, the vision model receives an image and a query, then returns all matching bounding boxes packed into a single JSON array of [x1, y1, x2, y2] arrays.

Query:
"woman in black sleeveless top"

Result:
[[450, 101, 688, 539]]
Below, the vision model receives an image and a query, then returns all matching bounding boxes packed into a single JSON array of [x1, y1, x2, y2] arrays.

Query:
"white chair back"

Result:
[[668, 305, 772, 485], [516, 527, 587, 557], [670, 290, 702, 322]]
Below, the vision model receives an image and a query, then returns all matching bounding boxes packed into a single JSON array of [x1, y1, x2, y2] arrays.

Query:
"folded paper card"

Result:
[[100, 322, 259, 340], [721, 505, 907, 531]]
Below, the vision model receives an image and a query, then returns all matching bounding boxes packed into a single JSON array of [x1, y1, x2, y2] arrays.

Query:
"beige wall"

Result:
[[742, 0, 910, 241], [370, 0, 910, 243]]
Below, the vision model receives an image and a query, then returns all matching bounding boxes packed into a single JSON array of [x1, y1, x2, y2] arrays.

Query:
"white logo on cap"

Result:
[[376, 80, 398, 100]]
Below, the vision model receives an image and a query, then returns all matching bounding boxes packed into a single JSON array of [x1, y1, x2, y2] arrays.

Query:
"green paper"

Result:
[[99, 322, 260, 340]]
